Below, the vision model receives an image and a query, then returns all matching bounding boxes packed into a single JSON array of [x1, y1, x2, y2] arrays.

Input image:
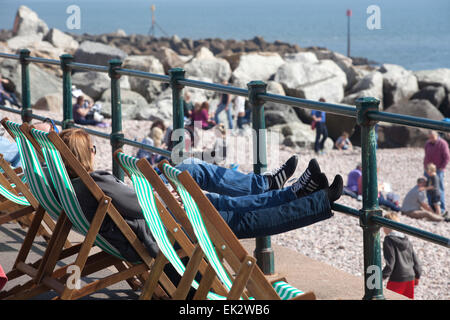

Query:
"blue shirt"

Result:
[[311, 110, 326, 122]]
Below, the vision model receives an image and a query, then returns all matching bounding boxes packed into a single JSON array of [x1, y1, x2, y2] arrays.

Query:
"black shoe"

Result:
[[327, 175, 343, 203], [291, 160, 326, 198], [265, 155, 299, 190]]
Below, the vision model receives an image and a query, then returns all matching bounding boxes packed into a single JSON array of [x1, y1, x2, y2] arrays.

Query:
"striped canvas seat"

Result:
[[161, 162, 307, 300], [29, 127, 125, 261], [0, 181, 29, 206], [115, 151, 224, 300], [4, 120, 63, 220]]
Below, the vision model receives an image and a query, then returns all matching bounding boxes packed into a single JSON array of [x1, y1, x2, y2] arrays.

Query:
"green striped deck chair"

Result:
[[114, 150, 230, 300], [159, 160, 316, 300], [22, 126, 174, 300]]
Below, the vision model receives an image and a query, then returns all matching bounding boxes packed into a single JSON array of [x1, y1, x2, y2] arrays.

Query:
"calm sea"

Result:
[[1, 0, 449, 70]]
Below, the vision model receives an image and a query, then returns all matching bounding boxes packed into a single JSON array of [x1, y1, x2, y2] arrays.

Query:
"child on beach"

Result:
[[425, 163, 442, 216], [382, 213, 421, 299]]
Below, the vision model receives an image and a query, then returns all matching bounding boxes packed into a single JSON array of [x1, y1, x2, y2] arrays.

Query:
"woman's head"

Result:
[[201, 101, 209, 111], [76, 95, 85, 105], [59, 128, 95, 177]]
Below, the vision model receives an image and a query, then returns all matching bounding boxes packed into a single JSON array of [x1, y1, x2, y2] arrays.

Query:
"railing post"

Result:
[[356, 97, 385, 300], [60, 54, 74, 129], [108, 59, 124, 181], [248, 80, 274, 275], [169, 68, 185, 165], [19, 49, 31, 123]]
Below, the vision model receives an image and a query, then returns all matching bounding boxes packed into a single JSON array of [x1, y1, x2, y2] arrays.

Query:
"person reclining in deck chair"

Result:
[[58, 128, 343, 263]]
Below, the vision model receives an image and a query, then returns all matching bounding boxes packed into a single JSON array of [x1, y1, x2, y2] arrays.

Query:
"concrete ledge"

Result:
[[241, 239, 408, 300]]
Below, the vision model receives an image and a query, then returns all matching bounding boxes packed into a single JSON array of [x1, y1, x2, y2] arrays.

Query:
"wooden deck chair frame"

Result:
[[0, 121, 168, 300], [114, 149, 230, 300], [0, 118, 73, 299], [13, 124, 176, 300], [158, 160, 316, 300]]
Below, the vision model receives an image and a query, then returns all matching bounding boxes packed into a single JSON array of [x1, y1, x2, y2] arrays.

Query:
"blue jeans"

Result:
[[314, 122, 328, 153], [0, 136, 21, 168], [424, 170, 445, 211], [214, 102, 233, 129], [175, 158, 332, 239]]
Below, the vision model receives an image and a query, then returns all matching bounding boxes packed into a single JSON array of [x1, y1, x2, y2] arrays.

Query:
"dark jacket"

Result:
[[382, 231, 421, 282], [71, 170, 160, 262]]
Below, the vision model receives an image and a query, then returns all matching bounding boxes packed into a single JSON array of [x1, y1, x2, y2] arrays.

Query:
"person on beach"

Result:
[[342, 163, 362, 200], [191, 101, 216, 130], [400, 177, 447, 222], [214, 81, 233, 130], [0, 74, 21, 109], [311, 98, 328, 155], [234, 95, 251, 132], [425, 163, 442, 217], [382, 212, 421, 299], [136, 119, 167, 165], [73, 95, 108, 127], [59, 127, 343, 262], [335, 131, 352, 151], [423, 130, 449, 213]]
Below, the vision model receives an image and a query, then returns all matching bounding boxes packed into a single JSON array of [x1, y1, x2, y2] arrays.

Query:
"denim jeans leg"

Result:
[[175, 158, 269, 196], [226, 103, 233, 129], [437, 170, 445, 211], [214, 103, 226, 124], [219, 189, 332, 239], [205, 187, 297, 214]]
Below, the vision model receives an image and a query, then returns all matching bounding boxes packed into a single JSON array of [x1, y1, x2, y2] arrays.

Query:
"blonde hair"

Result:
[[150, 126, 163, 148], [426, 163, 436, 174], [59, 128, 94, 177], [384, 212, 400, 222]]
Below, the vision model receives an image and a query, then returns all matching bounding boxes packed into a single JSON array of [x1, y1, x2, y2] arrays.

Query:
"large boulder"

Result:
[[283, 52, 318, 64], [184, 47, 231, 83], [378, 99, 444, 148], [152, 47, 185, 74], [269, 121, 334, 151], [74, 41, 128, 67], [380, 63, 418, 108], [33, 93, 63, 113], [410, 85, 446, 108], [440, 94, 450, 118], [44, 28, 79, 51], [98, 89, 149, 120], [122, 55, 165, 103], [231, 52, 285, 85], [12, 5, 48, 38], [342, 71, 383, 107], [274, 59, 347, 104], [0, 58, 62, 106], [72, 71, 111, 101], [414, 68, 450, 92], [263, 81, 301, 127], [308, 48, 358, 90]]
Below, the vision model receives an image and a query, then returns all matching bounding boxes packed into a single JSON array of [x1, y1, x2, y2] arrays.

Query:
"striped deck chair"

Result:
[[19, 125, 176, 300], [0, 118, 72, 299], [114, 149, 229, 300], [159, 160, 316, 300], [0, 153, 54, 240]]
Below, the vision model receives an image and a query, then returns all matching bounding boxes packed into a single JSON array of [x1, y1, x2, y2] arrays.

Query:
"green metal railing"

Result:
[[0, 49, 449, 300]]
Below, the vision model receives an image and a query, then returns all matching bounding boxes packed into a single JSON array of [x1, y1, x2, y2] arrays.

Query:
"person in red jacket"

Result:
[[423, 130, 450, 214]]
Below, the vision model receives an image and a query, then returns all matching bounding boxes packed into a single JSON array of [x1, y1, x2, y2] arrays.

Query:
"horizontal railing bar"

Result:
[[0, 53, 20, 60], [0, 105, 22, 115], [67, 62, 109, 73], [120, 137, 172, 158], [72, 125, 111, 139], [116, 68, 170, 83], [371, 215, 450, 248], [261, 93, 357, 117], [332, 203, 361, 218], [367, 111, 450, 133], [178, 79, 249, 97], [26, 56, 60, 66]]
